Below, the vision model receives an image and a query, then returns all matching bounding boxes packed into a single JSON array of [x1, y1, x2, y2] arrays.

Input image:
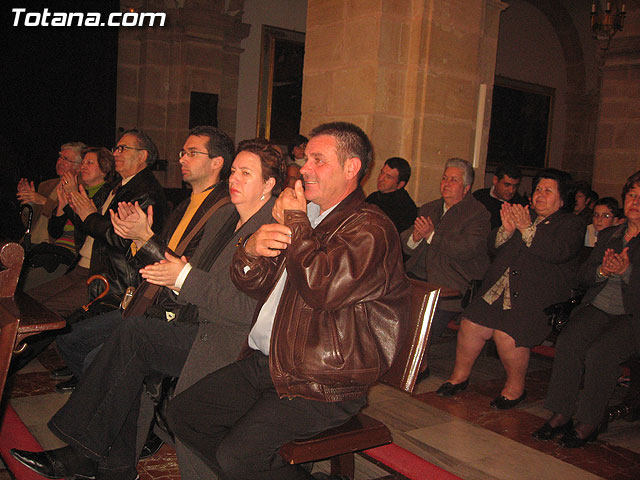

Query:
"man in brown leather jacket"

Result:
[[165, 122, 410, 480]]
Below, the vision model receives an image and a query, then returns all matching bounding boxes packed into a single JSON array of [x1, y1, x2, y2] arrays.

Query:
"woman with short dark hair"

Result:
[[437, 169, 585, 410]]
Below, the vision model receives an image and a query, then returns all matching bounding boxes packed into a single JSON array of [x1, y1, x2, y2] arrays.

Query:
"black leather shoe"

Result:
[[436, 379, 469, 397], [55, 376, 78, 394], [532, 419, 574, 440], [490, 391, 527, 410], [11, 448, 96, 479], [139, 431, 164, 459], [11, 449, 67, 479], [50, 366, 72, 378], [558, 427, 599, 448]]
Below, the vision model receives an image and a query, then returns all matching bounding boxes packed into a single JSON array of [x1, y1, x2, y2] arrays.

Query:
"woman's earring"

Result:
[[260, 194, 265, 201]]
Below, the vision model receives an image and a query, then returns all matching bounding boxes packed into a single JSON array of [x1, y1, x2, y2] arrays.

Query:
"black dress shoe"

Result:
[[139, 431, 164, 459], [490, 390, 527, 410], [436, 379, 469, 397], [55, 375, 78, 393], [532, 419, 574, 440], [50, 366, 72, 378], [11, 449, 67, 479], [558, 427, 599, 448], [11, 448, 97, 479]]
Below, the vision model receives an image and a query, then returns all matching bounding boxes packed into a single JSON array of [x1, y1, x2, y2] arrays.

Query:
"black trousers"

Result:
[[544, 305, 637, 425], [47, 315, 198, 479], [167, 351, 366, 480]]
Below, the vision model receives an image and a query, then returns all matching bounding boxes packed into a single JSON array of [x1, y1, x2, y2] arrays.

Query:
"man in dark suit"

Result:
[[473, 164, 528, 230], [402, 158, 490, 339]]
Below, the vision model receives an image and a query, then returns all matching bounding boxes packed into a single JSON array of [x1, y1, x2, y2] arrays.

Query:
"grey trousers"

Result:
[[544, 305, 637, 425]]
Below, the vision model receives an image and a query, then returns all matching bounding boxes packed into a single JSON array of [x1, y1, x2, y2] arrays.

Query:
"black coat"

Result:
[[473, 187, 528, 230], [474, 210, 585, 346], [365, 188, 417, 233], [81, 167, 167, 300]]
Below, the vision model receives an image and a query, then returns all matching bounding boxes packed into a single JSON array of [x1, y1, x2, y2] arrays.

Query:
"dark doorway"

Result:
[[487, 76, 554, 169]]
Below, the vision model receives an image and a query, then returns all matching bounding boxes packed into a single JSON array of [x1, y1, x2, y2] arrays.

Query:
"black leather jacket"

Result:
[[231, 187, 409, 402], [81, 167, 167, 301]]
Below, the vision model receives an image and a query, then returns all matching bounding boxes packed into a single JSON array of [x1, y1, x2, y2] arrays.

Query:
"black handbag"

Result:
[[544, 292, 584, 332], [461, 279, 483, 309]]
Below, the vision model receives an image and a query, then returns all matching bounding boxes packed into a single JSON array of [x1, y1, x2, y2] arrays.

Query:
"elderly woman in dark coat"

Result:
[[533, 170, 640, 448], [437, 169, 585, 409]]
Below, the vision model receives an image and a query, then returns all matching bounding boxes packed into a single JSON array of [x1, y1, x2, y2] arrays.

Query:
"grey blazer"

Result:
[[136, 198, 276, 480]]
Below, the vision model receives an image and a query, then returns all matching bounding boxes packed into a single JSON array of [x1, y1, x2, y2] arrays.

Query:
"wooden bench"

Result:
[[279, 278, 441, 479], [0, 242, 66, 399]]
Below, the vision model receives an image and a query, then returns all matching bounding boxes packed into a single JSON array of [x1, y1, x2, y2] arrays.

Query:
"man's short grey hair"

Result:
[[60, 141, 87, 162], [444, 157, 474, 187]]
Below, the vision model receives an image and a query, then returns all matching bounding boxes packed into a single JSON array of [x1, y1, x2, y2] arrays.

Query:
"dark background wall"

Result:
[[1, 0, 119, 240]]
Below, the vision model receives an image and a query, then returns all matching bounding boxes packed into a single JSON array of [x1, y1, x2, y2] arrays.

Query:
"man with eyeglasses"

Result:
[[49, 126, 235, 393], [12, 129, 168, 376], [17, 142, 86, 246], [25, 128, 167, 317]]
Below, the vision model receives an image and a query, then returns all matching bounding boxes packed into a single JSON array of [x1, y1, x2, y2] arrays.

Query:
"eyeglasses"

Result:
[[58, 153, 81, 164], [179, 149, 209, 159], [112, 145, 145, 154], [592, 212, 614, 219]]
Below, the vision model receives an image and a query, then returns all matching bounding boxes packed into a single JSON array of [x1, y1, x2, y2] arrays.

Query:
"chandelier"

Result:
[[591, 1, 626, 46]]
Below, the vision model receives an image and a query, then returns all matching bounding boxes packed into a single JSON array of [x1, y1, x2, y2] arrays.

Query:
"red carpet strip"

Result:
[[365, 444, 463, 480], [0, 404, 44, 480]]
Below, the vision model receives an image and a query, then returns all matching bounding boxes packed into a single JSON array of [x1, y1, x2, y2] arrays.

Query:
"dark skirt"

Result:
[[462, 294, 551, 348]]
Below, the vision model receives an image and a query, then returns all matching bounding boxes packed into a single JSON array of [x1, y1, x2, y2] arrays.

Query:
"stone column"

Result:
[[116, 0, 249, 187], [302, 0, 506, 204], [591, 7, 640, 198]]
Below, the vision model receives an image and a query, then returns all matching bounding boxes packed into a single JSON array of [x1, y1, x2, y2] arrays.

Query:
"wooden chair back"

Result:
[[379, 277, 440, 393], [0, 243, 24, 299], [0, 242, 25, 399]]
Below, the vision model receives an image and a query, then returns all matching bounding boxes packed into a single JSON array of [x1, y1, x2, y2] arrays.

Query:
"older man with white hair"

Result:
[[402, 157, 491, 341]]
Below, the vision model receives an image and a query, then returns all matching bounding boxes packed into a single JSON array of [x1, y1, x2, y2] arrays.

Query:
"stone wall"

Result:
[[116, 0, 249, 187], [592, 6, 640, 200], [302, 0, 506, 204]]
